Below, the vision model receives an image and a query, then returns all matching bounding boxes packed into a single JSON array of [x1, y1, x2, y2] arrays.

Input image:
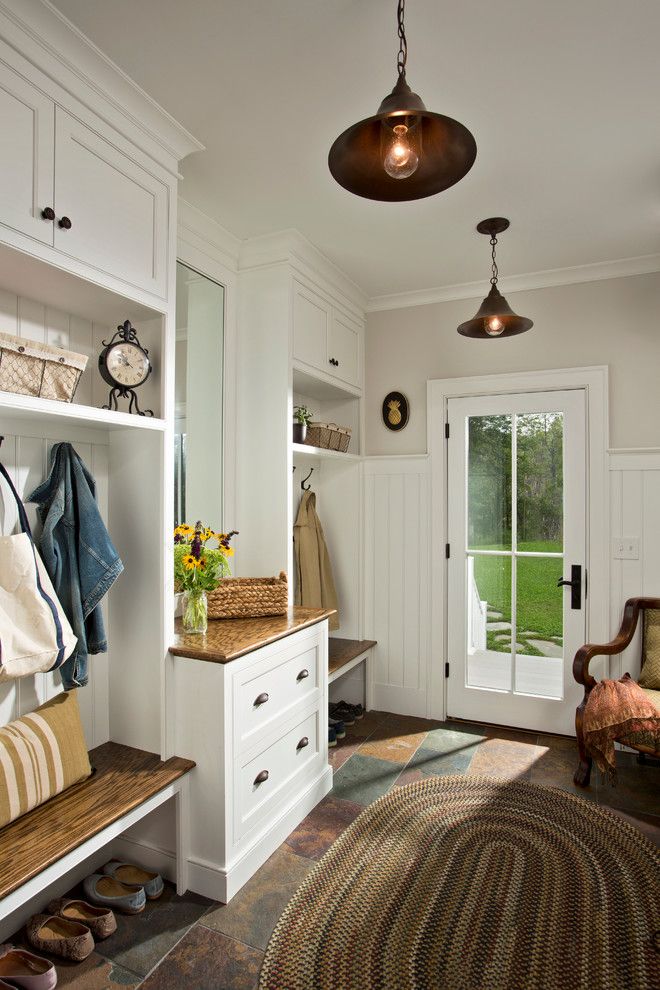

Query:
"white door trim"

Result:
[[427, 366, 609, 723]]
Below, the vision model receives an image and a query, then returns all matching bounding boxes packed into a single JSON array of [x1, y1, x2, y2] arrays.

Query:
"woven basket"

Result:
[[207, 571, 288, 619], [305, 422, 352, 453], [0, 332, 88, 403]]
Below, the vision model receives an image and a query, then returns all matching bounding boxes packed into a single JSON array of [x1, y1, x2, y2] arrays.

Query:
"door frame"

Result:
[[428, 366, 609, 724]]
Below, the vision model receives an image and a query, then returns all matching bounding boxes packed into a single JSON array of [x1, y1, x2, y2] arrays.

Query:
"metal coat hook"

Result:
[[301, 467, 314, 491]]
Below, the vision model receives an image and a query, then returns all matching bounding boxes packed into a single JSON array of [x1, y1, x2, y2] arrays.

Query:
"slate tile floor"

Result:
[[14, 712, 659, 989]]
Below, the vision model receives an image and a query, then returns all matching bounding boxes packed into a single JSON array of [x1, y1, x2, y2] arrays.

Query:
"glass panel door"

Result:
[[447, 390, 586, 735]]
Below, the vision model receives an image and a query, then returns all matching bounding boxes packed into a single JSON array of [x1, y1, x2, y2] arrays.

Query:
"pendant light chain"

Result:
[[490, 234, 499, 286], [396, 0, 407, 77]]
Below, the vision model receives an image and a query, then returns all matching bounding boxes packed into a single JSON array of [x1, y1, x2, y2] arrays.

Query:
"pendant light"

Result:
[[328, 0, 476, 202], [457, 219, 533, 339]]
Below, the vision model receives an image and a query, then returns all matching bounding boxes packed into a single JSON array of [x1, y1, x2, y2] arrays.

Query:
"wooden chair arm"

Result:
[[572, 596, 660, 689]]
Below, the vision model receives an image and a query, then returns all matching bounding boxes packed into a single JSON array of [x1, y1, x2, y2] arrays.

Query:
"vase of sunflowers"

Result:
[[174, 522, 237, 634]]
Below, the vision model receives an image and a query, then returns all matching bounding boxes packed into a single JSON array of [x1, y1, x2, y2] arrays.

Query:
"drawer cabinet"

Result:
[[0, 55, 169, 301], [235, 706, 321, 840], [292, 279, 363, 391], [170, 619, 332, 903]]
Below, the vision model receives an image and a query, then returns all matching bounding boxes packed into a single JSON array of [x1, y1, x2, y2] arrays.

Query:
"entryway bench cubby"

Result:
[[0, 742, 194, 928]]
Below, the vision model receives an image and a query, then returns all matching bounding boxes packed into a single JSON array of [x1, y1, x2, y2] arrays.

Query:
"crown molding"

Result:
[[0, 0, 203, 172], [177, 199, 241, 273], [239, 228, 369, 315], [366, 252, 660, 313]]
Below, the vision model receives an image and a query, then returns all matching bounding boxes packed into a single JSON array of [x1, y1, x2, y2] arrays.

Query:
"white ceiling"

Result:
[[52, 0, 660, 300]]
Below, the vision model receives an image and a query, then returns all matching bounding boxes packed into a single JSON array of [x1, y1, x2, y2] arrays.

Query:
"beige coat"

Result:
[[293, 491, 339, 630]]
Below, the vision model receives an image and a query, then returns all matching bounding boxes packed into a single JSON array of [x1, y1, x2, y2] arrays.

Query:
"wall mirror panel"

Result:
[[175, 261, 225, 526]]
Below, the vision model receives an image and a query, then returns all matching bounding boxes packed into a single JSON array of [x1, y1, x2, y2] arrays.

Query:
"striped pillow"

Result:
[[0, 691, 91, 829]]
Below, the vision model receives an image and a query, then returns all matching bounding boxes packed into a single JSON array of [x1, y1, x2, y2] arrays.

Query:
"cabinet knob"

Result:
[[296, 669, 309, 682], [254, 692, 269, 706], [254, 769, 269, 785], [58, 216, 72, 230], [41, 207, 55, 221], [297, 736, 309, 750]]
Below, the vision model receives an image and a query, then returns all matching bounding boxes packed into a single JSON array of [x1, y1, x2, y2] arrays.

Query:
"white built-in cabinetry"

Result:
[[169, 622, 332, 902], [292, 278, 362, 390], [0, 0, 200, 927]]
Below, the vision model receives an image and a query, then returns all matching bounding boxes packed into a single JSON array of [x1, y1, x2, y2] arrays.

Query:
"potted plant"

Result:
[[293, 405, 312, 444], [173, 522, 236, 634]]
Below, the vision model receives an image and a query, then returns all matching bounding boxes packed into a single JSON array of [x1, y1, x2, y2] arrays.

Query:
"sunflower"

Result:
[[197, 557, 207, 570], [222, 546, 234, 557], [182, 554, 196, 570]]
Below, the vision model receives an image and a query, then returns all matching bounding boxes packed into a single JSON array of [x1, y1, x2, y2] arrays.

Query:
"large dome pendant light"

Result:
[[457, 218, 534, 339], [328, 0, 477, 202]]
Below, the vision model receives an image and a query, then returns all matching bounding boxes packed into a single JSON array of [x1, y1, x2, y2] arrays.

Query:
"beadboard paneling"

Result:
[[364, 457, 430, 716], [609, 450, 660, 679], [0, 433, 110, 748]]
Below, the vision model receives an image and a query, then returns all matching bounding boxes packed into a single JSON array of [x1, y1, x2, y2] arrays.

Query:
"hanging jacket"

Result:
[[293, 490, 339, 630], [28, 443, 123, 689]]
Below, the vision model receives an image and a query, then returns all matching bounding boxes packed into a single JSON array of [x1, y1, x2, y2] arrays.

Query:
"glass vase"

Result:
[[182, 589, 208, 635]]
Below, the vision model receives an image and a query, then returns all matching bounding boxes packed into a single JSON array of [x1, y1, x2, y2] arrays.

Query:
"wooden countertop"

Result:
[[170, 607, 336, 664]]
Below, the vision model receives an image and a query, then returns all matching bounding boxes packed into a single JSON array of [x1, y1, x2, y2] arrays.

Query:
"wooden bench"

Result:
[[0, 742, 195, 923], [329, 638, 377, 709]]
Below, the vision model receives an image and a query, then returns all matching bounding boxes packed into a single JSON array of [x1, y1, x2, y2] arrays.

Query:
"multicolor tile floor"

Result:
[[12, 712, 659, 989]]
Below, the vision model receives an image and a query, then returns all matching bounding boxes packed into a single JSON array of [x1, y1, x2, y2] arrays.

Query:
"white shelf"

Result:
[[292, 442, 361, 462], [0, 391, 166, 435]]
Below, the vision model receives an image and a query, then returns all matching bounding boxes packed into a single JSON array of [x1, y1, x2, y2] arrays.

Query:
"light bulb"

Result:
[[485, 316, 504, 337], [383, 124, 419, 179]]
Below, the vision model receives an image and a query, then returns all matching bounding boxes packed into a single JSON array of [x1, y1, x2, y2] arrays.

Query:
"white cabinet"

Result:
[[329, 311, 361, 388], [0, 56, 171, 302], [0, 61, 54, 245], [170, 621, 332, 903], [292, 279, 363, 391], [54, 110, 168, 299]]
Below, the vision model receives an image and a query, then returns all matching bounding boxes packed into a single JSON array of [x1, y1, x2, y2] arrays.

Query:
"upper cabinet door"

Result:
[[328, 311, 361, 388], [54, 109, 168, 299], [292, 281, 329, 371], [0, 62, 54, 245]]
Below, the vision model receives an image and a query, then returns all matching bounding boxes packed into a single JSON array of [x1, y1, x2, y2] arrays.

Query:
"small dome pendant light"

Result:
[[457, 219, 534, 339], [328, 0, 477, 202]]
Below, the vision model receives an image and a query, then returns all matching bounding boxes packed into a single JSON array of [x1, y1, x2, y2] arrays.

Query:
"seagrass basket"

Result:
[[207, 571, 288, 619], [0, 332, 88, 403], [305, 421, 352, 453]]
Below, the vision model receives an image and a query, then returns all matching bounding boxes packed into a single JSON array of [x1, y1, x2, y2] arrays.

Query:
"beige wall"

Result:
[[365, 272, 660, 454]]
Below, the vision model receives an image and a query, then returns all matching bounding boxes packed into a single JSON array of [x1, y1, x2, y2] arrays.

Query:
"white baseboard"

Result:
[[373, 683, 429, 717], [113, 767, 334, 905]]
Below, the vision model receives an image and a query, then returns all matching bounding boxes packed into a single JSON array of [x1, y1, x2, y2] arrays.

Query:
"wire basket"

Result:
[[0, 332, 88, 403], [305, 422, 352, 452], [207, 571, 289, 619]]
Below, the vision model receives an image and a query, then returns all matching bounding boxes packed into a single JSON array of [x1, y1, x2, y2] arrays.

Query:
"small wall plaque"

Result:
[[382, 391, 409, 431]]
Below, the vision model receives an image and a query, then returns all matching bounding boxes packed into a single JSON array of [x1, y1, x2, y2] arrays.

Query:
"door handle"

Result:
[[557, 564, 581, 610]]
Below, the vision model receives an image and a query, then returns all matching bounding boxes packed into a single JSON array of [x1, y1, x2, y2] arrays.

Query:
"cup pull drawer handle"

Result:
[[254, 769, 269, 785], [296, 669, 309, 681], [254, 692, 269, 706], [297, 736, 309, 750]]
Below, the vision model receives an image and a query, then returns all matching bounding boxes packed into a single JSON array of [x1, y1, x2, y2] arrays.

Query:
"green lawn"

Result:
[[472, 541, 564, 651]]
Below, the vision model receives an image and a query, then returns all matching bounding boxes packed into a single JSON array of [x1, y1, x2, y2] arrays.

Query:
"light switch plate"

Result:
[[613, 537, 640, 560]]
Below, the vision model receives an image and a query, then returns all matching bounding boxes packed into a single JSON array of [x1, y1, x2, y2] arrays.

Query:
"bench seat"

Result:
[[0, 742, 195, 921]]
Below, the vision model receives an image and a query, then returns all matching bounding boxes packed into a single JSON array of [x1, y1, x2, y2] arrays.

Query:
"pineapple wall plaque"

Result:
[[382, 391, 409, 432]]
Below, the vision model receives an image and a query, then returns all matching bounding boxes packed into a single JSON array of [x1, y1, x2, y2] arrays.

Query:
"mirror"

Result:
[[174, 261, 225, 527]]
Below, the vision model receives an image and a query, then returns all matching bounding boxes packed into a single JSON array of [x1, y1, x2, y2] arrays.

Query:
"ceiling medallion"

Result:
[[457, 218, 534, 339], [328, 0, 476, 202]]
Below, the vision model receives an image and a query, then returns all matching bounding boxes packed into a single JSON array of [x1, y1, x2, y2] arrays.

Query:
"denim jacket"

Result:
[[28, 443, 123, 689]]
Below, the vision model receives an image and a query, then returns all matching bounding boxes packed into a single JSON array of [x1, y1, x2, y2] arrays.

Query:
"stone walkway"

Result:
[[485, 611, 563, 657]]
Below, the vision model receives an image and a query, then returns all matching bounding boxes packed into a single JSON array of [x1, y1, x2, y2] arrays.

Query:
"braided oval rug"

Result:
[[260, 776, 660, 990]]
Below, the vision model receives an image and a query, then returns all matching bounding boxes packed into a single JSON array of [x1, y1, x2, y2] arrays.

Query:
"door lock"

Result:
[[557, 564, 581, 610]]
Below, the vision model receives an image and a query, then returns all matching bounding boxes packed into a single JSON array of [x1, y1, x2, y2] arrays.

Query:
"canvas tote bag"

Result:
[[0, 462, 77, 681]]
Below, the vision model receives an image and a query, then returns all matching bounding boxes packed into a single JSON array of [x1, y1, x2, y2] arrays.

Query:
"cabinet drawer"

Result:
[[235, 707, 320, 839], [235, 641, 320, 752]]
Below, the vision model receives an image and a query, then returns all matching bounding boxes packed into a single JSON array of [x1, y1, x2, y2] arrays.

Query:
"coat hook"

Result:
[[0, 436, 4, 448], [301, 467, 314, 491]]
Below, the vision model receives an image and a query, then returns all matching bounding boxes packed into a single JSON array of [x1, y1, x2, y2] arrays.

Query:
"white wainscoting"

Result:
[[363, 456, 431, 716], [609, 449, 660, 680], [0, 433, 110, 748]]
